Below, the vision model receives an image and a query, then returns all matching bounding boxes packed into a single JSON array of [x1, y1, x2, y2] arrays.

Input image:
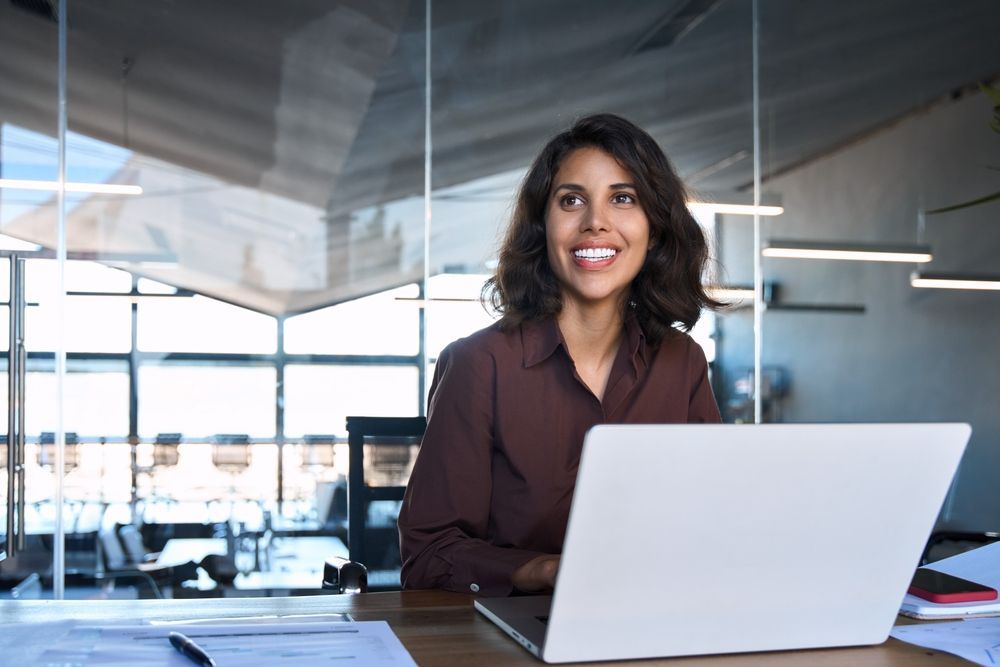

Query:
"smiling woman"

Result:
[[545, 147, 650, 316], [487, 113, 721, 342], [398, 114, 725, 597]]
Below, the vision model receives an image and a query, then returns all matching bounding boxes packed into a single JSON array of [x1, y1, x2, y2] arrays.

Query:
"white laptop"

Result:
[[475, 423, 970, 663]]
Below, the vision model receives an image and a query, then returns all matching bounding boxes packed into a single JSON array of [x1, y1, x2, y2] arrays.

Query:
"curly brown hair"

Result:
[[484, 113, 721, 343]]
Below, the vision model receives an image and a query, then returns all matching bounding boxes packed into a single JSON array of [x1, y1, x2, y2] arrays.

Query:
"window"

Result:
[[425, 273, 498, 360], [0, 367, 131, 438], [24, 261, 133, 353], [138, 296, 277, 354], [284, 364, 419, 437], [138, 365, 277, 438], [284, 284, 420, 356]]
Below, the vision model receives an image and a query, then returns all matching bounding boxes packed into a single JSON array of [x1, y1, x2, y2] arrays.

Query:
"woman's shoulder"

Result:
[[438, 321, 519, 365], [649, 326, 709, 366]]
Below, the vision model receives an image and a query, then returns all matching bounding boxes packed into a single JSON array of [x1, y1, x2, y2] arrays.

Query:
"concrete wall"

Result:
[[716, 90, 1000, 530]]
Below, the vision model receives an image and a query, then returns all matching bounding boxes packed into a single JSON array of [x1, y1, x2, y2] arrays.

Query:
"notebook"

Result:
[[475, 423, 971, 663], [899, 540, 1000, 619]]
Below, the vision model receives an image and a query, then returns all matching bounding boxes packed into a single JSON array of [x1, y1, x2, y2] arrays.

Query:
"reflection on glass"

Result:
[[428, 169, 524, 278], [0, 124, 137, 231]]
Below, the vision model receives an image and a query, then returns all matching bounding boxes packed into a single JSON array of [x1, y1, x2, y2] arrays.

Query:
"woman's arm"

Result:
[[397, 339, 545, 595], [686, 338, 722, 423]]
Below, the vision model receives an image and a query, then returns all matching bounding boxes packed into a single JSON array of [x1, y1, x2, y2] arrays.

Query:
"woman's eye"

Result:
[[612, 192, 635, 205], [561, 194, 584, 207]]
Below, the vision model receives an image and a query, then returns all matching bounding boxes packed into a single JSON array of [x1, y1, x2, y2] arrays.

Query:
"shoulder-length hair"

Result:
[[484, 113, 722, 344]]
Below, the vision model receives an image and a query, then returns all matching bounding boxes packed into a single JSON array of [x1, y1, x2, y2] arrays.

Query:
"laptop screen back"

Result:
[[542, 423, 969, 663]]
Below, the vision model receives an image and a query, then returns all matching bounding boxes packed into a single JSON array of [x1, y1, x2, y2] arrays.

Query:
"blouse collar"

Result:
[[521, 313, 647, 370]]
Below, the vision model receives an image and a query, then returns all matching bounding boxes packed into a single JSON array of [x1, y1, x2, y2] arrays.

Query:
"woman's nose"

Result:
[[580, 204, 612, 233]]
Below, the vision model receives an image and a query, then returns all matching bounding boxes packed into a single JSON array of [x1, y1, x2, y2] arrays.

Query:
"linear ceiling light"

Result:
[[0, 178, 143, 195], [763, 240, 932, 263], [706, 286, 755, 301], [910, 272, 1000, 291], [687, 202, 784, 216]]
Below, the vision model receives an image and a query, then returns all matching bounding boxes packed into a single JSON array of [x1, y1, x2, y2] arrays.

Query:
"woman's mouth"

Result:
[[572, 247, 618, 267]]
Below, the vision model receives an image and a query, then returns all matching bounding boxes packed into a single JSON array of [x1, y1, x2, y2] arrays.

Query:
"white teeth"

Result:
[[574, 247, 616, 260]]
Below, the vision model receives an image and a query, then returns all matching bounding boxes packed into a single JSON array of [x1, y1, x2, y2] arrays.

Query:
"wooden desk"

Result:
[[0, 590, 966, 665]]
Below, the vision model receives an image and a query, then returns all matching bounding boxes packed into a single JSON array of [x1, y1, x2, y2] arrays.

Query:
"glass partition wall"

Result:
[[710, 0, 1000, 442], [0, 0, 431, 598], [2, 0, 998, 598], [0, 3, 62, 594], [718, 1, 1000, 542]]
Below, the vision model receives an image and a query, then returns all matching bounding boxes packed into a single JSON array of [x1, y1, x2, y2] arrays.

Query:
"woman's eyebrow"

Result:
[[553, 182, 637, 192]]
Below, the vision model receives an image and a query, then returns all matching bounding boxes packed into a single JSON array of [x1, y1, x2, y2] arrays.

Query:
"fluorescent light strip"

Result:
[[763, 240, 933, 263], [763, 248, 933, 262], [706, 287, 754, 301], [66, 292, 193, 305], [394, 297, 480, 307], [910, 273, 1000, 291], [687, 203, 784, 216], [0, 178, 143, 195]]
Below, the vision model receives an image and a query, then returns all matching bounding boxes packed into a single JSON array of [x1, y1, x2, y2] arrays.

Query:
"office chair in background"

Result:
[[96, 525, 198, 599], [341, 415, 425, 592]]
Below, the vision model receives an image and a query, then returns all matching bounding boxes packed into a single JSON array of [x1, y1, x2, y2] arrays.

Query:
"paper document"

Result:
[[11, 620, 415, 666], [899, 541, 1000, 619], [150, 612, 353, 625], [891, 617, 1000, 666], [0, 619, 79, 666]]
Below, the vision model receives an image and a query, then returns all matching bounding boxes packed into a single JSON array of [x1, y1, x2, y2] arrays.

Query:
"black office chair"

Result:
[[116, 523, 160, 565], [37, 431, 81, 472], [211, 433, 252, 472], [345, 415, 425, 592], [97, 526, 197, 599], [152, 432, 183, 467]]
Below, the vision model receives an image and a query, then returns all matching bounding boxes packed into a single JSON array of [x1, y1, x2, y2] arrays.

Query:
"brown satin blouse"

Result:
[[397, 315, 721, 596]]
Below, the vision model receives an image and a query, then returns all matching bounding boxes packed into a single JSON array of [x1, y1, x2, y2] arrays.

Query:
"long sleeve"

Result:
[[397, 338, 542, 596], [686, 338, 722, 423]]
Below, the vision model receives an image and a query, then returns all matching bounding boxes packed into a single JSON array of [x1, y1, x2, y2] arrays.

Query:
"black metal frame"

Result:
[[345, 416, 425, 575]]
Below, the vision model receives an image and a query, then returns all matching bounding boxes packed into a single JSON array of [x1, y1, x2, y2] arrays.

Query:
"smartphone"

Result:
[[908, 568, 999, 604]]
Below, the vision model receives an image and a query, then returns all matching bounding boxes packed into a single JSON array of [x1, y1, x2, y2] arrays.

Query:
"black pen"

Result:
[[168, 631, 218, 667]]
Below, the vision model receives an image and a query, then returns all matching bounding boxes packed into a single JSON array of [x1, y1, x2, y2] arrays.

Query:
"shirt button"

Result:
[[470, 583, 480, 593]]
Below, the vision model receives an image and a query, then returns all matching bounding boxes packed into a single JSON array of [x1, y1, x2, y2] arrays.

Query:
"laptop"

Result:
[[475, 423, 970, 663]]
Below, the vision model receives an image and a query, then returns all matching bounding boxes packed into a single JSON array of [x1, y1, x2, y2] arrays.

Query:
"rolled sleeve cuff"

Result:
[[443, 544, 544, 597]]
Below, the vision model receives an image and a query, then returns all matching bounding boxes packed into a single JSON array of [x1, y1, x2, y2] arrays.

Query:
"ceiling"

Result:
[[0, 0, 998, 315]]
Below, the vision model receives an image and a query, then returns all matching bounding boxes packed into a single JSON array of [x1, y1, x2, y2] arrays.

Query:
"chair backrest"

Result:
[[153, 432, 182, 467], [211, 433, 251, 471], [345, 415, 425, 590], [117, 524, 148, 565], [303, 434, 337, 468], [37, 432, 80, 471], [98, 527, 128, 572]]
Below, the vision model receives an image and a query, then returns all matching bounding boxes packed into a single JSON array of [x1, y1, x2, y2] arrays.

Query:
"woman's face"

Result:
[[545, 147, 651, 313]]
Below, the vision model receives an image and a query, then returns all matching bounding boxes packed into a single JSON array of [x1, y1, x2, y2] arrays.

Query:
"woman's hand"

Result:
[[512, 555, 561, 592]]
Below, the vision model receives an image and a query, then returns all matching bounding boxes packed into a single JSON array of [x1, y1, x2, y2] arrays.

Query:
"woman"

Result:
[[397, 113, 723, 596]]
